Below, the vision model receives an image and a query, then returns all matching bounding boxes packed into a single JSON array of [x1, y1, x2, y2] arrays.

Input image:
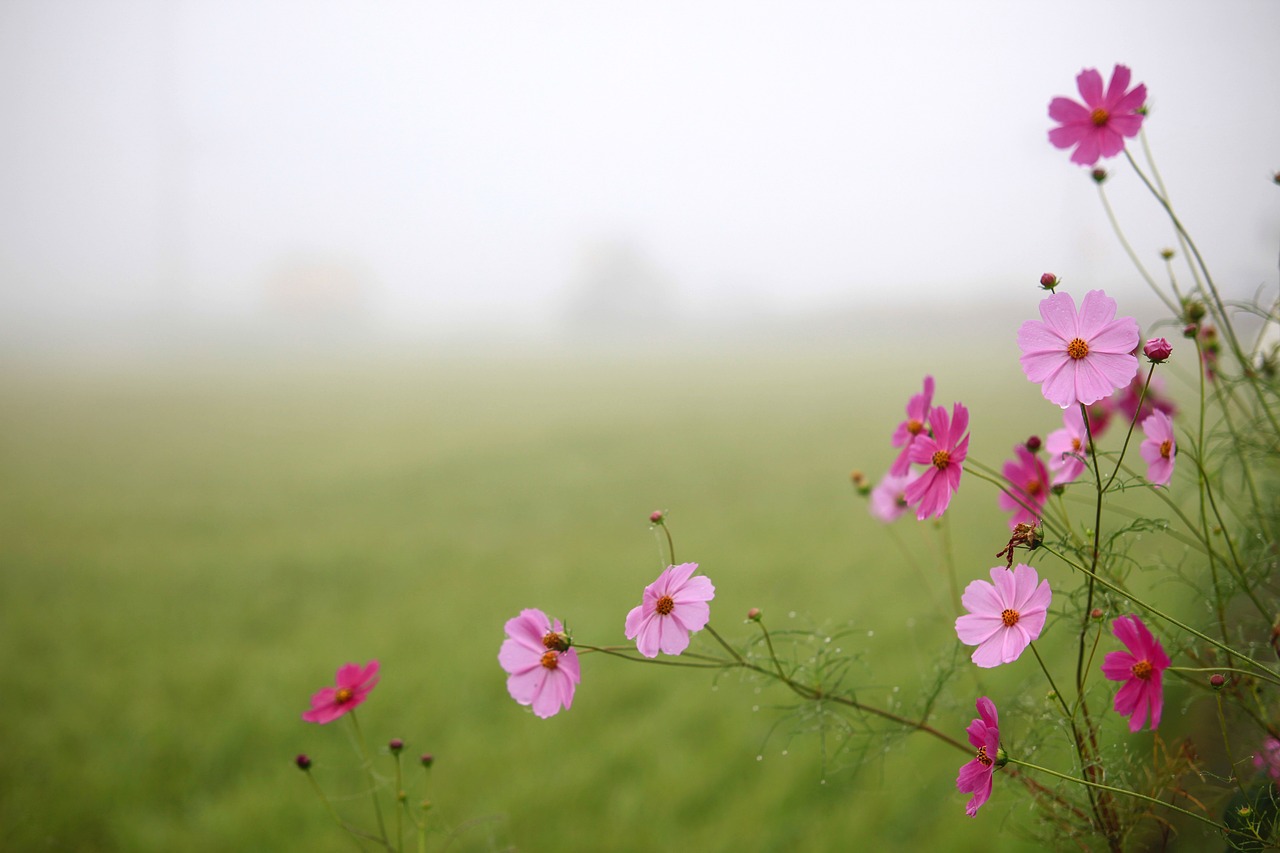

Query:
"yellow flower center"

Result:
[[907, 418, 923, 436], [1131, 659, 1153, 680], [976, 746, 993, 767], [540, 651, 559, 670], [656, 595, 675, 616], [1090, 107, 1110, 127], [1001, 609, 1020, 627], [1159, 439, 1172, 459], [1025, 479, 1042, 496], [1067, 338, 1090, 360], [335, 688, 354, 704], [1071, 438, 1081, 452], [932, 450, 950, 470]]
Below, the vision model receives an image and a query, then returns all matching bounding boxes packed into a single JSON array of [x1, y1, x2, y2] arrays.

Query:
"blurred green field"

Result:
[[0, 341, 1216, 851]]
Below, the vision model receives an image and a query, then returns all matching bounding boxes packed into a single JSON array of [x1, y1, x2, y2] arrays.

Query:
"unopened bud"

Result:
[[388, 738, 404, 754], [1209, 674, 1226, 689], [1091, 168, 1108, 184], [649, 510, 665, 525], [1090, 608, 1104, 621], [1039, 273, 1059, 291], [420, 753, 435, 768], [849, 470, 865, 487], [1184, 301, 1206, 323], [1159, 248, 1175, 260], [295, 754, 312, 771], [1024, 436, 1042, 453], [1143, 338, 1172, 363], [747, 607, 762, 622], [1182, 323, 1198, 339], [994, 746, 1009, 768]]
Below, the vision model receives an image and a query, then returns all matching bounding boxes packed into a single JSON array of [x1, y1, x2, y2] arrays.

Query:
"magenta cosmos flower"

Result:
[[869, 470, 920, 523], [499, 609, 581, 719], [1101, 615, 1170, 732], [955, 564, 1051, 668], [1139, 410, 1176, 487], [1254, 738, 1280, 781], [625, 562, 715, 658], [889, 375, 935, 477], [302, 660, 380, 724], [1018, 290, 1140, 408], [904, 403, 970, 520], [1045, 406, 1088, 485], [997, 445, 1050, 529], [1048, 65, 1147, 166], [957, 696, 1002, 817]]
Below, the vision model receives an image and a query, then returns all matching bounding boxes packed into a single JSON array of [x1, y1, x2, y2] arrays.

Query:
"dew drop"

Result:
[[824, 636, 832, 644], [752, 705, 759, 712], [820, 779, 827, 785], [756, 755, 763, 762], [906, 617, 916, 628], [781, 750, 789, 756], [867, 630, 875, 638], [788, 611, 797, 619], [893, 686, 900, 693]]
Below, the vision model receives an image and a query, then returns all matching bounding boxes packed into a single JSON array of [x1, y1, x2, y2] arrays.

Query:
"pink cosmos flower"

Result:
[[1048, 65, 1147, 166], [1086, 396, 1115, 438], [997, 445, 1050, 529], [957, 696, 1001, 817], [869, 470, 921, 523], [302, 660, 380, 724], [904, 403, 970, 520], [1045, 406, 1088, 485], [1115, 367, 1177, 424], [1017, 290, 1140, 408], [889, 375, 935, 477], [1101, 615, 1170, 732], [1254, 737, 1280, 781], [499, 609, 581, 718], [625, 562, 715, 658], [1139, 410, 1176, 486], [955, 564, 1051, 668]]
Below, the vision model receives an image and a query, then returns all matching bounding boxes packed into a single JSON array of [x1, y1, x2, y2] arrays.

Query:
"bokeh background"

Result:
[[2, 1, 1278, 850]]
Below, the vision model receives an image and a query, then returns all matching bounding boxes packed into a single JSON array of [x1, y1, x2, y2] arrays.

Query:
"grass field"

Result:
[[0, 339, 1218, 851]]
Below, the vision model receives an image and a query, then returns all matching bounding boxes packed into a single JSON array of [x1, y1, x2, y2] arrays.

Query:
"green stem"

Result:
[[348, 712, 392, 851]]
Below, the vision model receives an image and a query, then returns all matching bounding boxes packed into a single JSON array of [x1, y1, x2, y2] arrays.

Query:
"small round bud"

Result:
[[994, 746, 1009, 768], [1143, 338, 1172, 363], [849, 470, 865, 487], [1091, 168, 1108, 184], [1051, 483, 1065, 496], [1274, 171, 1280, 186], [1024, 435, 1042, 453], [388, 738, 404, 754], [1182, 323, 1198, 339], [1038, 273, 1059, 291], [1184, 301, 1206, 323], [420, 753, 435, 768], [1159, 248, 1175, 260], [649, 510, 665, 524], [295, 754, 312, 771], [747, 607, 762, 622], [1090, 608, 1104, 621], [1209, 673, 1226, 689]]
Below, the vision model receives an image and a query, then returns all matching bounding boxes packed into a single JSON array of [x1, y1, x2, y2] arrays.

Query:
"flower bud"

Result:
[[295, 754, 312, 771], [389, 738, 404, 754], [649, 510, 665, 525], [1024, 435, 1042, 453], [1209, 673, 1226, 689], [1184, 301, 1206, 323], [747, 607, 762, 622], [1159, 248, 1175, 260], [542, 631, 572, 652], [1143, 338, 1172, 363], [994, 746, 1009, 768], [1091, 168, 1108, 184], [420, 753, 435, 768], [1090, 608, 1104, 621], [1038, 273, 1059, 291]]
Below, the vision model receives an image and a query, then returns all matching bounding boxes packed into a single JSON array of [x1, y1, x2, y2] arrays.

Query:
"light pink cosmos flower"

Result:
[[302, 660, 380, 724], [1048, 65, 1147, 166], [997, 445, 1050, 529], [889, 376, 935, 477], [869, 470, 921, 523], [1101, 615, 1170, 732], [1139, 410, 1176, 487], [499, 609, 581, 719], [904, 403, 970, 520], [1045, 406, 1088, 485], [625, 562, 715, 658], [956, 696, 1001, 817], [1254, 738, 1280, 781], [1018, 290, 1140, 408], [955, 564, 1051, 668]]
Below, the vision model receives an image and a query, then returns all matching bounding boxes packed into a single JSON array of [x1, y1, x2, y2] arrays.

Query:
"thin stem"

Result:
[[1096, 182, 1180, 315], [305, 771, 373, 851], [348, 713, 392, 851]]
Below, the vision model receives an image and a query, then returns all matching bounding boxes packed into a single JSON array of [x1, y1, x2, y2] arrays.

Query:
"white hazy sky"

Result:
[[1, 1, 1277, 347]]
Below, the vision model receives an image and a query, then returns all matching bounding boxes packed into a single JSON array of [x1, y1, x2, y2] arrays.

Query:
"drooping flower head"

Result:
[[957, 697, 1002, 817], [1139, 410, 1176, 487], [1045, 406, 1088, 486], [1048, 64, 1147, 166], [1101, 615, 1170, 732], [955, 564, 1051, 668], [1114, 366, 1178, 423], [1018, 289, 1140, 408], [997, 445, 1050, 529], [625, 562, 715, 658], [869, 469, 921, 523], [903, 403, 970, 520], [302, 660, 380, 724], [889, 376, 935, 477], [499, 609, 581, 718]]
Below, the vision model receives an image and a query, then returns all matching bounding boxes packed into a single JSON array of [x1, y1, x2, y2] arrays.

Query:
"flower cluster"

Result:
[[871, 377, 971, 522]]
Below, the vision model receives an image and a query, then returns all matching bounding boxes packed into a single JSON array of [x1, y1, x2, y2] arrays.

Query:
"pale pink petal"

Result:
[[1039, 360, 1078, 408], [663, 562, 699, 589], [1019, 348, 1069, 385], [1020, 577, 1052, 614], [971, 633, 1008, 668], [1076, 291, 1119, 339], [505, 610, 550, 651], [999, 624, 1029, 663], [1039, 292, 1081, 339], [1018, 608, 1047, 642], [672, 599, 711, 633], [635, 614, 663, 658], [674, 574, 715, 605], [956, 612, 1003, 646], [990, 566, 1017, 605], [1088, 317, 1141, 354], [506, 666, 546, 706], [623, 603, 647, 641], [657, 615, 692, 656], [960, 578, 1002, 614]]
